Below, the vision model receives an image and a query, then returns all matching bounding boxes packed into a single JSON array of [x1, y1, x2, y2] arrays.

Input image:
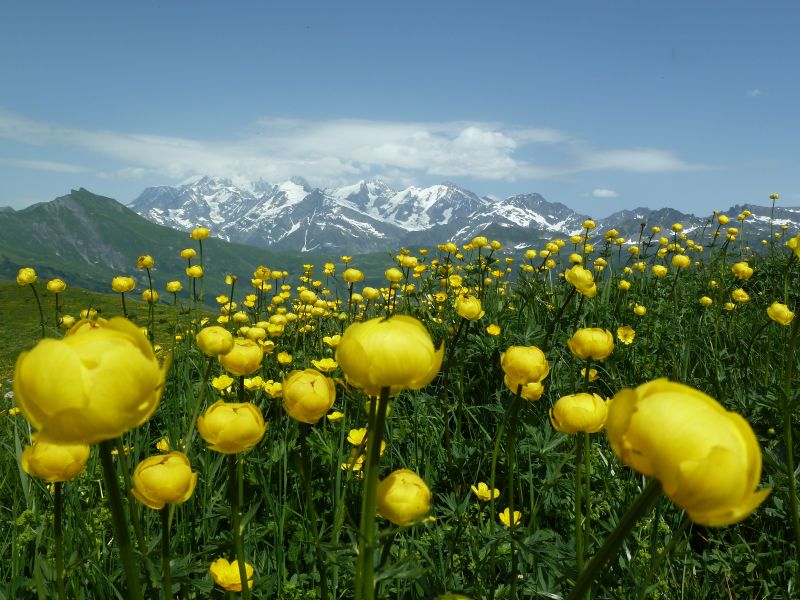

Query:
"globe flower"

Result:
[[186, 265, 204, 278], [131, 451, 197, 509], [59, 315, 76, 329], [567, 328, 615, 361], [731, 262, 754, 281], [137, 255, 155, 270], [767, 301, 795, 326], [699, 296, 713, 307], [17, 267, 37, 286], [564, 265, 597, 298], [46, 278, 67, 293], [500, 346, 549, 384], [343, 268, 365, 283], [111, 276, 136, 293], [13, 317, 168, 444], [455, 294, 485, 320], [376, 468, 432, 526], [197, 400, 266, 454], [219, 338, 263, 376], [282, 369, 337, 424], [165, 281, 183, 293], [651, 265, 668, 278], [180, 248, 197, 260], [21, 440, 90, 482], [336, 315, 444, 396], [470, 482, 500, 502], [190, 226, 210, 240], [731, 288, 750, 303], [503, 377, 545, 401], [605, 378, 771, 526], [634, 304, 647, 316], [142, 289, 159, 303], [671, 254, 691, 269], [486, 324, 501, 336], [209, 558, 254, 592], [549, 393, 609, 434], [499, 507, 522, 527], [196, 326, 234, 357], [385, 267, 403, 283], [311, 358, 338, 373]]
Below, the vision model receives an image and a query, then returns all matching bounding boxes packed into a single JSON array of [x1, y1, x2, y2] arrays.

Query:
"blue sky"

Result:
[[0, 1, 797, 217]]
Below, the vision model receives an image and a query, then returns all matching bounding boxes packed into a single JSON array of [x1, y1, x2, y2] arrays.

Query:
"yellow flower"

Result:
[[605, 378, 771, 526], [59, 315, 76, 329], [550, 393, 609, 434], [699, 296, 713, 307], [651, 265, 668, 278], [376, 468, 432, 526], [617, 326, 635, 345], [142, 289, 159, 303], [486, 324, 501, 336], [277, 351, 293, 366], [263, 380, 283, 398], [327, 410, 344, 422], [500, 345, 549, 384], [671, 254, 691, 269], [197, 400, 266, 454], [209, 558, 253, 592], [137, 255, 155, 270], [131, 452, 197, 510], [767, 301, 795, 326], [580, 367, 598, 382], [323, 335, 341, 347], [16, 267, 37, 286], [111, 276, 136, 293], [196, 326, 234, 357], [190, 226, 210, 240], [46, 279, 66, 293], [634, 304, 647, 316], [455, 294, 485, 320], [14, 318, 168, 444], [343, 268, 365, 283], [186, 265, 204, 278], [311, 358, 338, 373], [21, 441, 90, 482], [582, 219, 596, 230], [165, 281, 182, 293], [336, 315, 444, 396], [385, 267, 403, 283], [470, 482, 500, 502], [503, 377, 545, 401], [212, 374, 234, 392], [731, 262, 754, 281], [156, 437, 171, 453], [718, 214, 730, 225], [180, 248, 197, 260], [219, 338, 263, 376], [564, 265, 597, 298], [731, 288, 750, 303], [618, 280, 631, 291], [282, 369, 337, 424], [567, 328, 615, 361], [499, 507, 522, 527], [347, 427, 367, 446]]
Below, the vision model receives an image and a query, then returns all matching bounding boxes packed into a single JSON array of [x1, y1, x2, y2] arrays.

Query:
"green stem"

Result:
[[184, 358, 214, 451], [506, 386, 523, 600], [120, 292, 129, 319], [575, 432, 585, 578], [160, 507, 172, 599], [228, 454, 251, 600], [99, 440, 144, 600], [299, 425, 330, 600], [114, 439, 147, 559], [567, 478, 662, 600], [54, 482, 66, 600], [29, 284, 45, 339], [355, 386, 390, 600]]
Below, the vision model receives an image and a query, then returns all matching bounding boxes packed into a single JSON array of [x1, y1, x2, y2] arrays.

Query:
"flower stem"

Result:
[[299, 425, 330, 600], [160, 507, 172, 599], [54, 482, 66, 600], [355, 386, 390, 600], [567, 478, 662, 600], [228, 454, 250, 600], [575, 431, 585, 577], [99, 440, 144, 600], [29, 283, 45, 339], [184, 357, 214, 451]]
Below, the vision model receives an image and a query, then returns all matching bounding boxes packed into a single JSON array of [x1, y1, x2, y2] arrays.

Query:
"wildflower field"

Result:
[[3, 207, 799, 599]]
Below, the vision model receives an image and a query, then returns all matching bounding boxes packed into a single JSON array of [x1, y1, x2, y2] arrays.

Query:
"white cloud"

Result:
[[746, 88, 762, 97], [0, 110, 702, 188], [0, 157, 89, 173], [592, 188, 618, 198]]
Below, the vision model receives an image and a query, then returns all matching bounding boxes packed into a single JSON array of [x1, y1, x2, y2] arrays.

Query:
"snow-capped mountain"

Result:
[[129, 177, 799, 253]]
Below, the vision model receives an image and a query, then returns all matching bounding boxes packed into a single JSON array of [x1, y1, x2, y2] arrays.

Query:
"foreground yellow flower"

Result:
[[198, 400, 266, 454], [564, 265, 597, 298], [209, 558, 253, 592], [131, 451, 197, 509], [376, 468, 432, 526], [470, 482, 500, 502], [219, 338, 263, 376], [550, 393, 609, 434], [17, 267, 37, 286], [500, 346, 549, 383], [767, 301, 794, 326], [568, 328, 615, 361], [605, 378, 771, 526], [21, 440, 90, 482], [499, 507, 522, 527], [336, 315, 444, 396], [455, 294, 485, 320], [282, 369, 336, 424], [14, 318, 168, 444]]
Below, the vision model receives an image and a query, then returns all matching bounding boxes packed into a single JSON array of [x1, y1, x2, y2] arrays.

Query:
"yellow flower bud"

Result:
[[343, 268, 365, 283], [21, 440, 90, 482], [16, 267, 37, 286], [376, 468, 432, 526], [190, 226, 210, 240], [111, 276, 136, 293], [567, 328, 615, 361], [731, 262, 754, 281], [605, 378, 771, 526], [282, 369, 337, 424], [671, 254, 691, 269], [198, 400, 266, 454], [196, 326, 234, 357], [767, 301, 794, 326], [549, 393, 609, 433], [186, 265, 204, 278], [500, 346, 549, 384], [455, 294, 485, 320], [699, 296, 713, 306], [218, 338, 263, 376], [131, 451, 197, 510], [180, 248, 197, 260], [165, 281, 183, 293], [564, 265, 597, 298], [46, 278, 66, 293], [136, 255, 155, 270]]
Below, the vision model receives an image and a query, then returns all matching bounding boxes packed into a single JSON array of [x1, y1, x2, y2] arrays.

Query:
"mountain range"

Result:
[[130, 177, 800, 254]]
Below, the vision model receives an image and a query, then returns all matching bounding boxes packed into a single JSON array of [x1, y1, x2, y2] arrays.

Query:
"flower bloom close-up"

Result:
[[218, 338, 263, 376], [13, 317, 168, 444], [17, 267, 37, 286], [767, 301, 794, 326], [605, 378, 771, 526], [567, 328, 615, 361], [111, 276, 136, 293], [499, 507, 522, 527], [470, 482, 500, 502], [455, 294, 485, 320], [131, 451, 197, 509], [21, 440, 90, 482], [376, 468, 432, 526], [336, 315, 444, 396], [209, 558, 254, 592], [549, 393, 609, 434], [196, 325, 235, 357], [46, 278, 67, 293], [197, 400, 267, 454], [564, 265, 597, 298], [282, 369, 337, 424]]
